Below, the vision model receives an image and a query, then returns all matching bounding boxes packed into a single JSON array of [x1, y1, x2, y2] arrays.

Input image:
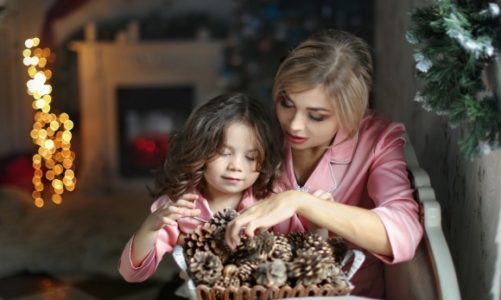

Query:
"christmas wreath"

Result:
[[406, 0, 501, 158]]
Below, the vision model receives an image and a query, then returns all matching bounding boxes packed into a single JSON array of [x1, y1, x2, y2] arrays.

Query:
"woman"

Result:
[[225, 30, 423, 298]]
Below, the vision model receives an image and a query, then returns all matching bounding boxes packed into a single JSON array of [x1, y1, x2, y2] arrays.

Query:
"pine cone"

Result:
[[214, 264, 241, 288], [329, 275, 352, 294], [188, 251, 223, 286], [327, 236, 348, 262], [210, 208, 239, 227], [303, 233, 335, 264], [183, 211, 237, 263], [270, 234, 293, 262], [237, 259, 259, 284], [202, 208, 239, 263], [288, 248, 330, 285], [322, 262, 344, 284], [209, 226, 232, 263], [253, 259, 287, 288], [287, 232, 308, 255], [230, 231, 275, 262], [183, 222, 218, 258]]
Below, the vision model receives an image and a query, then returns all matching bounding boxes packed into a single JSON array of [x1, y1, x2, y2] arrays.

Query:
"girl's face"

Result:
[[275, 86, 338, 151], [203, 121, 261, 199]]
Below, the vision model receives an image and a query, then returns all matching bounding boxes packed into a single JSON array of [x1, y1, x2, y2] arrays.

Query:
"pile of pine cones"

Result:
[[183, 209, 352, 295]]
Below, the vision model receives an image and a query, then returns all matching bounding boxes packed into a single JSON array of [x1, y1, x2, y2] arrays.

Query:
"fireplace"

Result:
[[71, 22, 224, 192], [117, 86, 193, 177]]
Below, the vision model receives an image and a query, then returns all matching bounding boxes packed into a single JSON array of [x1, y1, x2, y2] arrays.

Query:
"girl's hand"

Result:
[[225, 190, 300, 249], [142, 193, 201, 232], [130, 194, 200, 267]]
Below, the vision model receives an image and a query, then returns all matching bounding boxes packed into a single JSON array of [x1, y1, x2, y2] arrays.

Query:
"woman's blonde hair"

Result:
[[272, 29, 373, 137]]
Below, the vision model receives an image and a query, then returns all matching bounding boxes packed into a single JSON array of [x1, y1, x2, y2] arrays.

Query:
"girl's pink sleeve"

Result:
[[118, 196, 180, 282], [369, 124, 423, 264]]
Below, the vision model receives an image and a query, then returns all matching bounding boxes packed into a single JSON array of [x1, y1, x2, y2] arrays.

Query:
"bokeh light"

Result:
[[23, 37, 77, 207]]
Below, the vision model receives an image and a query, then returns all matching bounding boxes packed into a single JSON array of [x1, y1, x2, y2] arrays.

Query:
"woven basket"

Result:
[[195, 283, 352, 300], [172, 245, 365, 300]]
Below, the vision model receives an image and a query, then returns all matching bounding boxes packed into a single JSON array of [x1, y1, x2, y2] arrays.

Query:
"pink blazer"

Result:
[[280, 110, 423, 298], [118, 188, 304, 282]]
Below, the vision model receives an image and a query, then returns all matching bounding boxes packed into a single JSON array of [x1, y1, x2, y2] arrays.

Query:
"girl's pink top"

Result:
[[118, 188, 304, 282], [280, 111, 423, 299]]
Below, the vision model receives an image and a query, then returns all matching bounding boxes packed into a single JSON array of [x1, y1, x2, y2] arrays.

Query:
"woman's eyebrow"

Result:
[[283, 93, 331, 113], [307, 107, 331, 113]]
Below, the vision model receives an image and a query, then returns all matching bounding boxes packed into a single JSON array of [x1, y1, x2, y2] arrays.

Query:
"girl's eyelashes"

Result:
[[245, 155, 257, 161], [218, 147, 259, 161]]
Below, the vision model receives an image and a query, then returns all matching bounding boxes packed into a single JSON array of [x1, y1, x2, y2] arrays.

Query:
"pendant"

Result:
[[295, 185, 309, 193]]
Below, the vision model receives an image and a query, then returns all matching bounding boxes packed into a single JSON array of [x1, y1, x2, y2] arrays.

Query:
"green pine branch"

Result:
[[408, 0, 501, 158]]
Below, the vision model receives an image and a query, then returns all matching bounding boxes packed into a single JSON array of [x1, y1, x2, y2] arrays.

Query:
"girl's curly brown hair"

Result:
[[151, 93, 283, 201]]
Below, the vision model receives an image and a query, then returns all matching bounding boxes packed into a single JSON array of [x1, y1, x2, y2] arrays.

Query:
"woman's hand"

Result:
[[225, 188, 392, 256], [225, 190, 301, 249]]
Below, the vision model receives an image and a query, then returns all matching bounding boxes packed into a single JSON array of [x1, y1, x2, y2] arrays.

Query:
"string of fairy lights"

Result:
[[23, 37, 77, 207]]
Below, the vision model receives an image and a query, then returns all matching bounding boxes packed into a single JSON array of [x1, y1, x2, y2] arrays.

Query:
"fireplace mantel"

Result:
[[71, 33, 224, 192]]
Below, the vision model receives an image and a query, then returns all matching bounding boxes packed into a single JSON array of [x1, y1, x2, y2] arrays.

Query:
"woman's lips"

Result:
[[286, 133, 307, 144]]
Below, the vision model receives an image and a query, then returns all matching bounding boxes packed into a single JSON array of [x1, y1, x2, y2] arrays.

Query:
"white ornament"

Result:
[[414, 92, 425, 103], [406, 31, 419, 44], [414, 52, 433, 72], [480, 3, 500, 17], [478, 141, 493, 156]]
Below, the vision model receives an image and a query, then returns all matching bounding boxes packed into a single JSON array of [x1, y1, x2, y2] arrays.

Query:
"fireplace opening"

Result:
[[117, 86, 193, 178]]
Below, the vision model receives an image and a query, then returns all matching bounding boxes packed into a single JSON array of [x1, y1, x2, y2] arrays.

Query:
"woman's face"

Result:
[[275, 86, 338, 151]]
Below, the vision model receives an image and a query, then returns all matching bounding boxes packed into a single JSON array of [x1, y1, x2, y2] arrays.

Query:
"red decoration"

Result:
[[130, 134, 169, 169], [0, 154, 34, 192]]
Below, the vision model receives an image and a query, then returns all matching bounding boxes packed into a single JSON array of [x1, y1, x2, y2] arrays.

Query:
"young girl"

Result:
[[225, 30, 423, 298], [118, 93, 302, 282]]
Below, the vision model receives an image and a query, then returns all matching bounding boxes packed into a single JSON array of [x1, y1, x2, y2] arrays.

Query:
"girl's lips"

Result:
[[222, 176, 241, 183], [286, 133, 307, 144]]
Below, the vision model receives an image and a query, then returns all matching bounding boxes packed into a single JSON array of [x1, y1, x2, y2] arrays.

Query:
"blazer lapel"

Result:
[[326, 128, 359, 195]]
